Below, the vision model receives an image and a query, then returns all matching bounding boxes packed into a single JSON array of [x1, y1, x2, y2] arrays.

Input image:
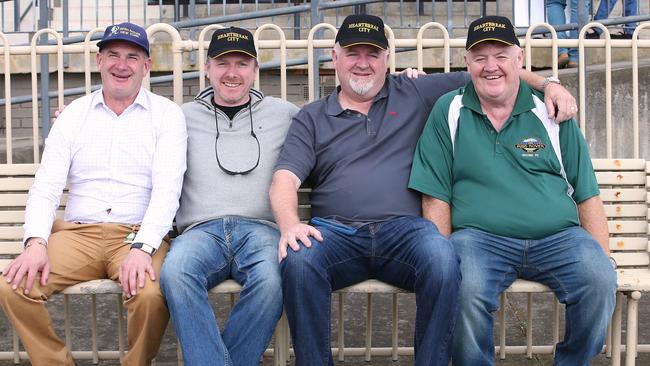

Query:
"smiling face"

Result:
[[465, 41, 523, 105], [332, 43, 388, 102], [96, 41, 150, 105], [206, 53, 257, 107]]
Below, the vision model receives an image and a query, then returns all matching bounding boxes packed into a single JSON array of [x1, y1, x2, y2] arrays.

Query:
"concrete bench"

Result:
[[1, 159, 649, 365]]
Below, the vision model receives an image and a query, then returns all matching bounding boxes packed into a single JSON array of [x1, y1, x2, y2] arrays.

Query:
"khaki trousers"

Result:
[[0, 220, 170, 366]]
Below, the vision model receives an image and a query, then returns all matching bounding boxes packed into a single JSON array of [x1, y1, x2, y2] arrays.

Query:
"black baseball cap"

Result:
[[208, 27, 257, 59], [97, 22, 150, 56], [335, 14, 388, 50], [466, 16, 520, 50]]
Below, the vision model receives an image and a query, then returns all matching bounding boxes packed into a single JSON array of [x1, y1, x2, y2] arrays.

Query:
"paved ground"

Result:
[[1, 291, 649, 365]]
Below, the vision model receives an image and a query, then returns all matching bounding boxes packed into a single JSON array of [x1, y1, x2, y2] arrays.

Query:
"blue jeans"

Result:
[[281, 215, 461, 366], [594, 0, 638, 34], [450, 227, 617, 366], [160, 217, 283, 366], [546, 0, 592, 62]]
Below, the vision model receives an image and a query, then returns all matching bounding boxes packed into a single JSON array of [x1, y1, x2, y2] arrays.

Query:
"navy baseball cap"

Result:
[[335, 14, 388, 50], [208, 27, 257, 59], [466, 16, 520, 50], [97, 22, 150, 56]]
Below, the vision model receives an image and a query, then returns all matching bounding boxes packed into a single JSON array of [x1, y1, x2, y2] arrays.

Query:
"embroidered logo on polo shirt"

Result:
[[515, 137, 546, 156]]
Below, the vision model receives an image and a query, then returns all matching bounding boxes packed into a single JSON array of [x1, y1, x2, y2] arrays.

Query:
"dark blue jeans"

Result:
[[450, 227, 617, 366], [281, 215, 461, 366], [160, 217, 282, 366]]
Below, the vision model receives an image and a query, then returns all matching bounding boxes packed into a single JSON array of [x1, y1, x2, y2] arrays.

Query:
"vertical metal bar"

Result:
[[143, 0, 147, 27], [365, 293, 372, 362], [625, 292, 642, 366], [127, 0, 131, 23], [160, 0, 164, 23], [13, 0, 20, 32], [480, 0, 486, 17], [80, 0, 83, 30], [63, 0, 69, 68], [117, 295, 125, 361], [64, 295, 72, 351], [391, 294, 398, 361], [111, 0, 116, 24], [611, 292, 623, 366], [310, 0, 321, 101], [95, 0, 99, 27], [1, 31, 13, 163], [223, 0, 226, 17], [39, 0, 51, 139], [338, 293, 345, 361], [91, 295, 99, 363], [553, 299, 560, 356], [447, 0, 453, 37], [175, 0, 180, 22], [294, 11, 301, 40], [498, 293, 506, 359], [431, 0, 435, 22], [12, 328, 19, 363], [399, 0, 403, 28], [526, 293, 533, 358], [578, 0, 586, 32], [189, 0, 197, 66]]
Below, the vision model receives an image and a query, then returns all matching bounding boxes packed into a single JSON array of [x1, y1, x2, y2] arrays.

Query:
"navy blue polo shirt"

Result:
[[275, 72, 469, 225]]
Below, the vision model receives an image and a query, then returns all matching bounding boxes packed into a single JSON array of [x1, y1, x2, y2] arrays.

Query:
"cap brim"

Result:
[[209, 49, 257, 59], [97, 39, 149, 56], [339, 40, 387, 50], [466, 38, 517, 50]]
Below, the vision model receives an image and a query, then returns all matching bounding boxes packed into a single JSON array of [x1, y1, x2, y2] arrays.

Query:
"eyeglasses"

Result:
[[213, 101, 260, 175]]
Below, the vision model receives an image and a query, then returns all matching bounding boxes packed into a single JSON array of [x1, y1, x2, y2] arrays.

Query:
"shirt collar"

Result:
[[461, 80, 535, 116], [91, 87, 150, 111], [325, 76, 390, 116]]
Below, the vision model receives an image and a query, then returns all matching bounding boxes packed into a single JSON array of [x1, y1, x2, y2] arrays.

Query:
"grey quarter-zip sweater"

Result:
[[176, 87, 299, 233]]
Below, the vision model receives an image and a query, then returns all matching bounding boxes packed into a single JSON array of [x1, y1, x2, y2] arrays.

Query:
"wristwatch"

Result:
[[131, 242, 156, 256], [24, 238, 47, 249], [542, 76, 561, 91]]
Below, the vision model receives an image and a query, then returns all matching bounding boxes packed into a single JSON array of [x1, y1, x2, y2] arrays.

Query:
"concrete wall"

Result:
[[1, 61, 648, 164]]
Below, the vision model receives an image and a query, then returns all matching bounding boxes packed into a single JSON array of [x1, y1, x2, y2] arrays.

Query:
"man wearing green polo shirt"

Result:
[[408, 15, 617, 366]]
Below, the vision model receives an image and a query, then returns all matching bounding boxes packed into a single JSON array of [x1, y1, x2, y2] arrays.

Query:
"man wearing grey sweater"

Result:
[[159, 27, 298, 366]]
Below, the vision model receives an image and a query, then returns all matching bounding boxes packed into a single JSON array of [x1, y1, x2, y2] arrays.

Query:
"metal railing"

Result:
[[1, 0, 649, 38], [0, 21, 649, 363]]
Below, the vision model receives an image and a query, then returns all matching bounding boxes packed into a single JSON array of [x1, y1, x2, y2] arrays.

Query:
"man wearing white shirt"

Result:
[[0, 22, 187, 366]]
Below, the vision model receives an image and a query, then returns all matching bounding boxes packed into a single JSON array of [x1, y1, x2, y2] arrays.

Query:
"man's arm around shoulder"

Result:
[[269, 169, 322, 261]]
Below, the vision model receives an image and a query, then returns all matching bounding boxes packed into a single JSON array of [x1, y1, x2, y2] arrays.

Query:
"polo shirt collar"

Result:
[[461, 81, 536, 116], [325, 76, 390, 116], [92, 87, 150, 111]]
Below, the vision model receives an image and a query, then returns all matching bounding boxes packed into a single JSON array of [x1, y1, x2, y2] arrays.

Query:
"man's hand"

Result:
[[278, 223, 323, 262], [2, 240, 50, 295], [395, 67, 426, 79], [119, 248, 155, 298], [51, 104, 67, 126], [544, 82, 577, 122]]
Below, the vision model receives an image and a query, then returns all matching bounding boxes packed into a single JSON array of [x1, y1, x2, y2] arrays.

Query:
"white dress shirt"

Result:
[[23, 88, 187, 250]]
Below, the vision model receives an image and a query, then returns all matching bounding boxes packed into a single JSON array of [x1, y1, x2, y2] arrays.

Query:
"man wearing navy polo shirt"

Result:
[[409, 16, 616, 366]]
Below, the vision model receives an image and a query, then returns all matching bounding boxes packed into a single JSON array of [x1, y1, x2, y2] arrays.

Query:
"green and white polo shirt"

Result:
[[408, 81, 599, 239]]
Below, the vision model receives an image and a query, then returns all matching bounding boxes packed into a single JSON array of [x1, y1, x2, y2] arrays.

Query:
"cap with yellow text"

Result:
[[466, 16, 520, 50], [208, 26, 257, 59], [335, 14, 388, 50]]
